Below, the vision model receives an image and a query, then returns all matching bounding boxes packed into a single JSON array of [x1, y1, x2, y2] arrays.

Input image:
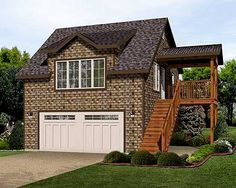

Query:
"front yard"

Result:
[[0, 151, 25, 157], [24, 151, 236, 188]]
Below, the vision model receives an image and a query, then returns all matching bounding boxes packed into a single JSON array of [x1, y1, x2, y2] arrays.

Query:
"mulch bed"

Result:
[[101, 147, 236, 169]]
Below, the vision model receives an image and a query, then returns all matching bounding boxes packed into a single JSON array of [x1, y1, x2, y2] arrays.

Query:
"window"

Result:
[[153, 63, 160, 91], [84, 115, 119, 120], [44, 115, 75, 120], [56, 58, 105, 89]]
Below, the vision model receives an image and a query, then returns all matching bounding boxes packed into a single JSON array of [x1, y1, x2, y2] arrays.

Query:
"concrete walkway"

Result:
[[0, 151, 105, 188], [169, 146, 198, 156]]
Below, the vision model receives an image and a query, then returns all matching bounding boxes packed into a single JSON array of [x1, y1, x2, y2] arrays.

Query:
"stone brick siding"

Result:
[[143, 31, 177, 128], [24, 38, 144, 152]]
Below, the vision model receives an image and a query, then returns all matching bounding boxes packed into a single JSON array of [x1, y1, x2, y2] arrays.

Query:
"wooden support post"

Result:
[[210, 58, 215, 99], [210, 103, 215, 143]]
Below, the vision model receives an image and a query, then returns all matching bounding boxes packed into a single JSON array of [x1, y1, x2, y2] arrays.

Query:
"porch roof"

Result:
[[157, 44, 223, 68]]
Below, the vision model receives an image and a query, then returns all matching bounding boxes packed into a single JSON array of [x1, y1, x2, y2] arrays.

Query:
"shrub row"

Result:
[[104, 150, 186, 166]]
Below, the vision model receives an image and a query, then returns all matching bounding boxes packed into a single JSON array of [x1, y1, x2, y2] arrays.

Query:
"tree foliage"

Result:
[[0, 47, 30, 121], [183, 67, 210, 80], [219, 60, 236, 126]]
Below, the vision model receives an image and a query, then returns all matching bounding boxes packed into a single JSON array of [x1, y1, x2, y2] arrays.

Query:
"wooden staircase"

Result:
[[139, 100, 172, 153], [140, 81, 181, 153]]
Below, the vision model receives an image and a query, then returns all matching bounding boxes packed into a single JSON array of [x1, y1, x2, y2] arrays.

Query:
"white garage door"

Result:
[[39, 111, 124, 153]]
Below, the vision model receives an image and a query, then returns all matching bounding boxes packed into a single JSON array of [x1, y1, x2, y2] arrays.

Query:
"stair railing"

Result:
[[161, 80, 180, 152]]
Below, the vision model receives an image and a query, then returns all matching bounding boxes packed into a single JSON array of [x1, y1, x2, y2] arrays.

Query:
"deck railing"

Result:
[[168, 80, 211, 99]]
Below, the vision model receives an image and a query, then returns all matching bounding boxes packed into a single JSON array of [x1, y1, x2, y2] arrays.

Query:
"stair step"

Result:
[[140, 142, 158, 147], [142, 138, 160, 143]]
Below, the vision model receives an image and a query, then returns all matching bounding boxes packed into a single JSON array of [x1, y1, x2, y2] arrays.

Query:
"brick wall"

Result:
[[24, 38, 144, 151], [143, 31, 176, 128]]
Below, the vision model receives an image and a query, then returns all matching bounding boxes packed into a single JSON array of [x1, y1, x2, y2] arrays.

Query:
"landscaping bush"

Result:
[[0, 140, 9, 150], [154, 151, 162, 161], [180, 154, 189, 161], [127, 151, 137, 161], [131, 151, 156, 165], [170, 131, 188, 146], [218, 137, 235, 147], [192, 135, 206, 147], [157, 152, 184, 166], [8, 121, 24, 150], [187, 144, 215, 163], [104, 151, 129, 163], [214, 115, 228, 140], [214, 140, 232, 153]]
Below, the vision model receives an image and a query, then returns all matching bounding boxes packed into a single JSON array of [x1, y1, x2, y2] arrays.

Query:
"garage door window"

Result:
[[44, 115, 75, 120], [85, 115, 119, 120]]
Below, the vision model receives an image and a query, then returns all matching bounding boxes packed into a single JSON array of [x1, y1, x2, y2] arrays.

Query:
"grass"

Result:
[[24, 152, 236, 188], [0, 151, 26, 157], [202, 126, 236, 142], [228, 126, 236, 141]]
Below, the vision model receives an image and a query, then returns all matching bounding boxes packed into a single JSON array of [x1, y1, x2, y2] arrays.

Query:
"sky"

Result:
[[0, 0, 236, 61]]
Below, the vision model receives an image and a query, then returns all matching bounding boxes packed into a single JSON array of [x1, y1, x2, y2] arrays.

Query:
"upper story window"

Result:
[[56, 58, 105, 90], [153, 62, 160, 92], [172, 72, 175, 86]]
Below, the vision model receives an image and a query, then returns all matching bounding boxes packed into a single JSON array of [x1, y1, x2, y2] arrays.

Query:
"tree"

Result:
[[183, 67, 210, 80], [0, 47, 30, 121], [219, 60, 236, 126]]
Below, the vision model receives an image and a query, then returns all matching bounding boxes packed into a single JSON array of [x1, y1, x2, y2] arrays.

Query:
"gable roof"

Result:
[[40, 29, 137, 53], [157, 44, 223, 65], [16, 18, 173, 79]]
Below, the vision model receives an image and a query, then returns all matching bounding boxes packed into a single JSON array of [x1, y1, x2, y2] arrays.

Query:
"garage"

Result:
[[39, 111, 124, 153]]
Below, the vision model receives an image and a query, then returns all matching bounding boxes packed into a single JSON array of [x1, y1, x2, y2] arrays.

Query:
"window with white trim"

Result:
[[153, 63, 160, 91], [56, 58, 105, 89]]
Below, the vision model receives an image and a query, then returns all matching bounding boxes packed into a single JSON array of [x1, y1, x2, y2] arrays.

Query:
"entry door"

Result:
[[161, 67, 166, 99]]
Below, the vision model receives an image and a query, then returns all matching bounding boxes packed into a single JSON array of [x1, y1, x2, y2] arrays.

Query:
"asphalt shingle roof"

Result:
[[157, 44, 223, 65], [17, 18, 169, 79]]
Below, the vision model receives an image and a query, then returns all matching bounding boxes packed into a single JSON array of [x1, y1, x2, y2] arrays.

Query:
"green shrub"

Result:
[[218, 137, 235, 147], [192, 135, 206, 147], [214, 115, 228, 140], [170, 131, 188, 146], [0, 140, 9, 150], [157, 152, 184, 166], [131, 151, 156, 165], [8, 121, 24, 150], [214, 140, 232, 153], [187, 144, 215, 163], [127, 151, 137, 161], [180, 154, 189, 162], [154, 151, 162, 161], [104, 151, 129, 163]]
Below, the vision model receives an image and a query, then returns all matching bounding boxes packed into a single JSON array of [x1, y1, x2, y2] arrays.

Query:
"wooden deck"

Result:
[[140, 57, 219, 152]]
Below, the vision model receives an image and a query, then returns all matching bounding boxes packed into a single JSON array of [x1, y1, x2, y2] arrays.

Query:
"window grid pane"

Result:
[[81, 60, 92, 88], [94, 59, 104, 87], [69, 61, 79, 88], [57, 62, 67, 88]]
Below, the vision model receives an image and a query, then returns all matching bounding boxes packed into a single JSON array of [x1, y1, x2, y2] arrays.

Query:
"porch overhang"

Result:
[[157, 44, 223, 68]]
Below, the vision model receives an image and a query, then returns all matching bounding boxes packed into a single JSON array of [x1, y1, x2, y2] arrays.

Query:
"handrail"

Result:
[[179, 80, 211, 99], [161, 80, 180, 152]]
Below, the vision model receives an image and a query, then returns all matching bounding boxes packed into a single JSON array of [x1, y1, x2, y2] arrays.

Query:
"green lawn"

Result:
[[202, 126, 236, 142], [24, 152, 236, 188], [0, 151, 25, 157]]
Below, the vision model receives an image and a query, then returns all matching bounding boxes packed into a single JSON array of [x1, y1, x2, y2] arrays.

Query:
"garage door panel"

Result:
[[60, 125, 69, 149], [40, 112, 124, 153], [84, 124, 94, 151], [93, 124, 102, 151], [45, 124, 53, 149], [68, 125, 83, 150], [110, 124, 120, 150], [102, 124, 110, 151], [53, 125, 60, 148]]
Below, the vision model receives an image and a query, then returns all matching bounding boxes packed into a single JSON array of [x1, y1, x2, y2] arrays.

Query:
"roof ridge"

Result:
[[56, 17, 168, 30]]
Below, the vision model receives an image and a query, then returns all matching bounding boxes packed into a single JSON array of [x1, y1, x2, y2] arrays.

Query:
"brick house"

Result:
[[17, 18, 223, 153]]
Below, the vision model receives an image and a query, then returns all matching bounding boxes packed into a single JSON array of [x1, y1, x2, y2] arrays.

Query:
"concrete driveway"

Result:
[[0, 151, 105, 188]]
